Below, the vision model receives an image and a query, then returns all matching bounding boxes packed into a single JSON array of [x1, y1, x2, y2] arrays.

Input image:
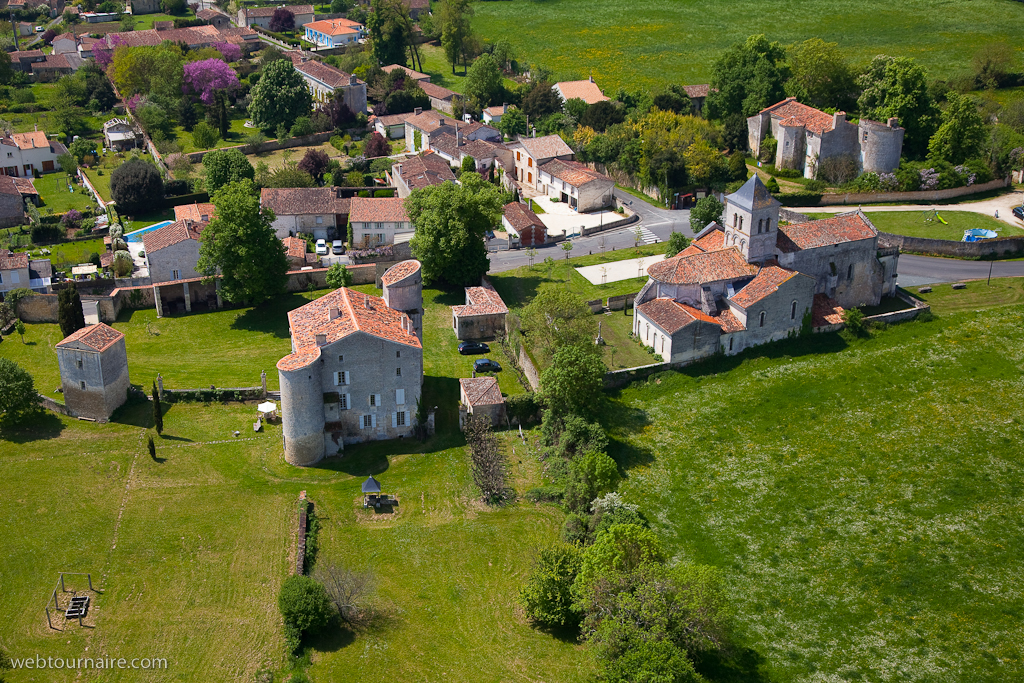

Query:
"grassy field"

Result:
[[415, 43, 518, 96], [600, 303, 1024, 682], [909, 277, 1024, 314], [472, 0, 1024, 93], [34, 173, 100, 216], [805, 210, 1024, 241], [247, 142, 348, 171]]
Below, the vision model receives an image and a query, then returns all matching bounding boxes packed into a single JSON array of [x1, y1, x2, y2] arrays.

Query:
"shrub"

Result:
[[110, 159, 164, 216], [843, 306, 867, 336], [191, 121, 219, 150], [278, 575, 333, 652], [30, 224, 62, 243], [525, 485, 564, 503], [765, 176, 781, 193], [290, 116, 314, 137], [61, 209, 82, 231], [519, 544, 582, 628], [506, 393, 539, 424], [563, 450, 620, 515], [816, 154, 860, 185]]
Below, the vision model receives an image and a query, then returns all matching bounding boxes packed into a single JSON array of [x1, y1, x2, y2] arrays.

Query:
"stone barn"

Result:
[[55, 323, 130, 421], [459, 376, 505, 428], [452, 280, 508, 340], [502, 202, 546, 247]]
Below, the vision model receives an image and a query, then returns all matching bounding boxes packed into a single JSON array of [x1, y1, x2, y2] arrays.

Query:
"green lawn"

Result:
[[472, 0, 1024, 93], [908, 277, 1024, 315], [172, 113, 254, 154], [805, 210, 1024, 241], [247, 142, 348, 170], [119, 208, 176, 234], [34, 173, 100, 215], [415, 43, 518, 96], [600, 303, 1024, 682], [81, 166, 112, 203], [130, 11, 195, 29]]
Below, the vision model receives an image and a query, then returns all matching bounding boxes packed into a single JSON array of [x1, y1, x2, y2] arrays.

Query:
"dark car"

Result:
[[458, 341, 490, 355], [1013, 206, 1024, 222], [473, 358, 501, 373]]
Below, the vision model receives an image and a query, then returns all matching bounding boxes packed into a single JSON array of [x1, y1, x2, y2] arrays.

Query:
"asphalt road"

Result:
[[896, 254, 1024, 286]]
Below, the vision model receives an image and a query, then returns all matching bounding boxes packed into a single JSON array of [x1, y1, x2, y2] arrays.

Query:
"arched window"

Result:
[[765, 219, 771, 232], [733, 213, 738, 227], [729, 337, 733, 351], [739, 216, 744, 231], [758, 218, 763, 233], [759, 311, 766, 327], [740, 239, 746, 251], [732, 234, 738, 245], [660, 335, 665, 354], [791, 300, 797, 320], [645, 323, 650, 341]]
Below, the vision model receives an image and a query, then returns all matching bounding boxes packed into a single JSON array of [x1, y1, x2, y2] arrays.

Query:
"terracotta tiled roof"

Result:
[[715, 309, 745, 333], [460, 376, 503, 406], [452, 281, 507, 317], [55, 322, 124, 352], [776, 211, 877, 253], [373, 111, 415, 126], [0, 175, 20, 196], [282, 236, 307, 260], [729, 264, 802, 308], [418, 81, 457, 101], [554, 79, 609, 104], [512, 134, 573, 161], [691, 227, 725, 252], [31, 54, 71, 71], [261, 187, 338, 216], [760, 98, 836, 136], [405, 110, 459, 133], [638, 297, 705, 334], [539, 158, 611, 188], [349, 197, 408, 224], [295, 60, 357, 88], [682, 84, 710, 98], [107, 25, 222, 48], [173, 202, 215, 223], [9, 50, 44, 61], [402, 0, 429, 10], [503, 202, 544, 232], [381, 64, 429, 81], [304, 18, 360, 36], [11, 177, 37, 196], [429, 134, 502, 161], [395, 152, 455, 191], [197, 8, 227, 19], [12, 131, 49, 150], [381, 259, 421, 286], [278, 287, 421, 370], [647, 248, 757, 285], [812, 293, 844, 327], [141, 220, 202, 254], [0, 250, 29, 270], [246, 4, 313, 17]]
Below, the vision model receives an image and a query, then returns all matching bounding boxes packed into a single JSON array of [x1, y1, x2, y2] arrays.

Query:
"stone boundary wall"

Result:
[[863, 289, 930, 325], [812, 177, 1008, 206], [518, 346, 540, 391], [878, 232, 1024, 259], [779, 208, 811, 224], [77, 169, 108, 208], [584, 161, 664, 203], [581, 210, 640, 236], [607, 292, 637, 311], [295, 492, 308, 576], [184, 131, 336, 163], [38, 394, 72, 416]]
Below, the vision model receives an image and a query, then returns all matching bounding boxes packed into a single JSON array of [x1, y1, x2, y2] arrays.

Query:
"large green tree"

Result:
[[928, 91, 986, 164], [688, 195, 723, 233], [785, 38, 856, 110], [110, 158, 164, 216], [541, 344, 606, 416], [202, 148, 255, 195], [366, 0, 412, 68], [522, 290, 596, 360], [407, 173, 503, 287], [519, 544, 582, 628], [857, 55, 940, 159], [705, 34, 788, 120], [197, 180, 289, 305], [0, 358, 40, 425], [496, 107, 527, 139], [438, 0, 473, 75], [463, 53, 503, 110], [248, 59, 312, 134]]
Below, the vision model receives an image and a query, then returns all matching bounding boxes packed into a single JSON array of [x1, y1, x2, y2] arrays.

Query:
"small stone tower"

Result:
[[381, 260, 423, 341], [55, 323, 130, 421], [723, 175, 781, 264]]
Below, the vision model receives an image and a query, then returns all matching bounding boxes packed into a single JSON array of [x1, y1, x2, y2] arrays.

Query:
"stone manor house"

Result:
[[634, 175, 899, 363], [748, 98, 904, 179], [277, 260, 424, 466]]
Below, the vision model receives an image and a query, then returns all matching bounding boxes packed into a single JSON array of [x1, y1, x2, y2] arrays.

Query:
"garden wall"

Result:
[[16, 293, 58, 322], [800, 177, 1009, 207], [517, 346, 540, 391], [878, 232, 1024, 259], [184, 132, 336, 164], [863, 290, 930, 325]]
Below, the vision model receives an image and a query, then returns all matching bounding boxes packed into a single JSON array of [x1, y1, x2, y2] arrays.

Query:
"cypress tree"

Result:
[[152, 381, 163, 434], [57, 287, 85, 338], [147, 435, 156, 459]]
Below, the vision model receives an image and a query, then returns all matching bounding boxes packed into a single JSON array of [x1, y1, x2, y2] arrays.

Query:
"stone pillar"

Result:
[[157, 373, 163, 396], [153, 285, 163, 318], [261, 370, 267, 398], [215, 279, 223, 309], [182, 281, 191, 312]]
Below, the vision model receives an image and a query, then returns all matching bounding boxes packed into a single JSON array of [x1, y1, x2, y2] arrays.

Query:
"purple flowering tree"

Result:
[[919, 168, 939, 191], [61, 209, 83, 231], [213, 42, 241, 63], [183, 58, 240, 106], [94, 33, 127, 69]]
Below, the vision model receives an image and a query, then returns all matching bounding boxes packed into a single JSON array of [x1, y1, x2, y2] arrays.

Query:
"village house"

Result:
[[30, 53, 74, 80], [294, 59, 367, 115], [0, 176, 27, 228], [173, 202, 215, 224], [55, 323, 130, 421], [0, 251, 29, 295], [536, 158, 614, 212], [405, 109, 501, 153], [401, 0, 428, 19], [389, 152, 456, 198], [552, 77, 609, 105], [371, 112, 415, 140], [506, 134, 574, 191], [418, 81, 458, 115], [238, 4, 315, 29], [7, 50, 46, 73], [482, 104, 509, 125], [348, 196, 410, 247], [748, 98, 904, 179], [197, 8, 231, 29], [633, 175, 899, 362], [428, 132, 504, 172], [682, 84, 711, 116], [0, 131, 67, 177], [130, 0, 160, 14], [451, 280, 508, 340], [381, 64, 430, 83], [302, 17, 363, 47], [142, 219, 203, 285], [13, 177, 39, 207], [277, 264, 424, 465], [501, 201, 546, 247], [102, 24, 259, 52], [103, 118, 140, 151], [261, 187, 346, 241], [459, 376, 505, 428]]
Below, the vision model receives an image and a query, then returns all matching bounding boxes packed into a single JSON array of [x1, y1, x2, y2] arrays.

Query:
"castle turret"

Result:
[[278, 348, 325, 467], [723, 175, 781, 264], [381, 260, 423, 342]]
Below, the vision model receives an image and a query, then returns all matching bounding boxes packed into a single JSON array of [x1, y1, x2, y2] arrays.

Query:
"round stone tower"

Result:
[[859, 117, 904, 175], [381, 260, 423, 341], [277, 349, 325, 467]]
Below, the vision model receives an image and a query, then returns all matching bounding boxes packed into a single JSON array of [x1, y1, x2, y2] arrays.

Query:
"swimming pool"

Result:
[[125, 220, 174, 241]]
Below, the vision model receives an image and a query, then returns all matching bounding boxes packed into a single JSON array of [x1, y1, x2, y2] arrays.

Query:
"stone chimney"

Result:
[[315, 333, 327, 346], [363, 295, 371, 309], [588, 75, 594, 83], [456, 128, 463, 147], [833, 111, 846, 128], [887, 117, 899, 128], [413, 107, 422, 116], [328, 307, 340, 320]]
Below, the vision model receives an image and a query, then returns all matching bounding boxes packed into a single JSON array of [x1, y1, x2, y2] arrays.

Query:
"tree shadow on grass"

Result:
[[695, 643, 776, 683], [427, 288, 465, 307], [229, 294, 308, 338], [0, 410, 65, 444]]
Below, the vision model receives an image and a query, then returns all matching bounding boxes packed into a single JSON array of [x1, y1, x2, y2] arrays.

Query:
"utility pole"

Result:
[[988, 259, 993, 286]]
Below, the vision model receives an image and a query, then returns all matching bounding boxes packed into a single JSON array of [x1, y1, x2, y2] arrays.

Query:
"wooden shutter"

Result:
[[396, 388, 405, 405], [333, 371, 341, 386], [391, 412, 397, 428], [371, 414, 377, 428]]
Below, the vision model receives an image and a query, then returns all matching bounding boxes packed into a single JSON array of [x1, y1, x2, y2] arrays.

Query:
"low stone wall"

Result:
[[811, 177, 1008, 206], [16, 293, 58, 322], [864, 289, 930, 325], [878, 232, 1024, 259], [607, 292, 638, 311], [184, 131, 335, 163], [779, 208, 811, 224], [286, 263, 376, 291], [518, 346, 540, 391], [581, 210, 640, 236], [295, 492, 308, 576], [604, 360, 675, 389], [586, 298, 602, 313], [39, 394, 72, 416]]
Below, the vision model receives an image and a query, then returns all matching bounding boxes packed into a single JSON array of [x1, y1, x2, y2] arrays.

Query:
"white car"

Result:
[[34, 26, 44, 32], [331, 240, 344, 254], [315, 239, 328, 256]]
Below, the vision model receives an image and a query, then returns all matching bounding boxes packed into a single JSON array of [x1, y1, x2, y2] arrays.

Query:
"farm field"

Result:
[[805, 211, 1024, 241], [472, 0, 1024, 93], [601, 305, 1024, 682]]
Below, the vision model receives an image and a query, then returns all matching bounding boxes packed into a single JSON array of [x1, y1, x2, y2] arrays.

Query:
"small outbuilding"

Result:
[[459, 376, 505, 428], [55, 323, 130, 421], [502, 202, 547, 247], [451, 279, 508, 340]]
